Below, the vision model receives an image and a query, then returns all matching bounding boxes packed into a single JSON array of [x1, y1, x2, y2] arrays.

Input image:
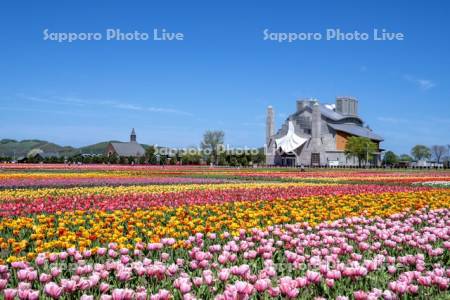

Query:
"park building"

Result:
[[106, 128, 145, 158], [265, 97, 383, 167]]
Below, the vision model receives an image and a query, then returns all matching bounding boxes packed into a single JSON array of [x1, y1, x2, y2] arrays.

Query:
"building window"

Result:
[[311, 153, 320, 166]]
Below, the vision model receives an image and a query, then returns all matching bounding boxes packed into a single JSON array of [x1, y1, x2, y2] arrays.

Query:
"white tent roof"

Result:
[[275, 121, 308, 153]]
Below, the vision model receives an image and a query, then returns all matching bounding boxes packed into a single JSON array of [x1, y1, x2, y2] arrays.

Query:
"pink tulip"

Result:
[[387, 265, 397, 274], [418, 276, 432, 286], [408, 284, 419, 294], [267, 286, 280, 297], [254, 278, 270, 292], [135, 291, 147, 300], [50, 267, 61, 278], [99, 282, 110, 293], [218, 269, 230, 281], [27, 290, 40, 300], [59, 252, 68, 260], [44, 282, 63, 299], [306, 270, 321, 284], [17, 269, 28, 281], [235, 281, 254, 295], [117, 270, 131, 282], [179, 282, 191, 294], [49, 253, 58, 263], [285, 287, 299, 299], [353, 290, 368, 300], [4, 289, 17, 300], [161, 253, 170, 261], [39, 273, 52, 284], [326, 278, 335, 287], [35, 256, 46, 266], [61, 279, 77, 293], [17, 289, 29, 299], [296, 277, 308, 288], [17, 282, 30, 290], [0, 279, 7, 290], [112, 288, 134, 300], [97, 248, 107, 256]]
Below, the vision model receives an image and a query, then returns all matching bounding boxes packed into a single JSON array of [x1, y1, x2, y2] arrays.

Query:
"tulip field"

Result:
[[0, 164, 449, 299]]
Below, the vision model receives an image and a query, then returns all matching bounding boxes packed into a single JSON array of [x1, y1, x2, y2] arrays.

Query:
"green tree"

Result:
[[229, 156, 238, 166], [84, 156, 93, 164], [127, 156, 135, 164], [240, 156, 248, 167], [145, 146, 157, 164], [399, 154, 413, 162], [201, 130, 225, 165], [382, 151, 398, 166], [252, 148, 266, 165], [411, 145, 431, 161], [218, 153, 227, 166], [344, 136, 378, 167], [181, 152, 202, 165], [108, 154, 119, 164]]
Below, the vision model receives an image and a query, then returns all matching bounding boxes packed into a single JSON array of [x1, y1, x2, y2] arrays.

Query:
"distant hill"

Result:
[[0, 139, 150, 158], [0, 139, 75, 158], [75, 141, 121, 155]]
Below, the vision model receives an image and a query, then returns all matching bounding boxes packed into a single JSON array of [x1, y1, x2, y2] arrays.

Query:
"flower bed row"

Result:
[[0, 176, 228, 189], [0, 208, 448, 299], [0, 182, 324, 202], [1, 189, 448, 264], [0, 184, 428, 216]]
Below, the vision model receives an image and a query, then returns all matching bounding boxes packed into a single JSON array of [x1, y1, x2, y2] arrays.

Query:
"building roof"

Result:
[[275, 121, 308, 153], [289, 104, 363, 123], [110, 142, 145, 157], [319, 104, 362, 122], [328, 123, 383, 141]]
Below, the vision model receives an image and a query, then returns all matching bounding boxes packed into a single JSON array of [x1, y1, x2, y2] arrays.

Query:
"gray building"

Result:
[[266, 97, 383, 167], [106, 128, 145, 157]]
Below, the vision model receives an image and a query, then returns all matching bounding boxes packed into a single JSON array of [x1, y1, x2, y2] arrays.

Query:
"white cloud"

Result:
[[376, 116, 408, 124], [113, 103, 143, 110], [403, 75, 436, 90], [17, 94, 193, 116]]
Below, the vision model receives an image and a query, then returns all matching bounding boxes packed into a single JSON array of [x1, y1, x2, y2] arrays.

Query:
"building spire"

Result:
[[266, 106, 274, 146], [130, 128, 137, 143], [265, 106, 275, 165]]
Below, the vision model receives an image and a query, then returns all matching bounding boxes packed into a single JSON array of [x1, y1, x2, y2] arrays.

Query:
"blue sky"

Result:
[[0, 0, 449, 154]]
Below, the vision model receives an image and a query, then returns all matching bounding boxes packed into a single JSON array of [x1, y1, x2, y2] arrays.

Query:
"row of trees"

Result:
[[10, 130, 265, 167], [383, 144, 450, 166], [342, 138, 449, 168], [7, 130, 446, 168], [182, 130, 265, 166]]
